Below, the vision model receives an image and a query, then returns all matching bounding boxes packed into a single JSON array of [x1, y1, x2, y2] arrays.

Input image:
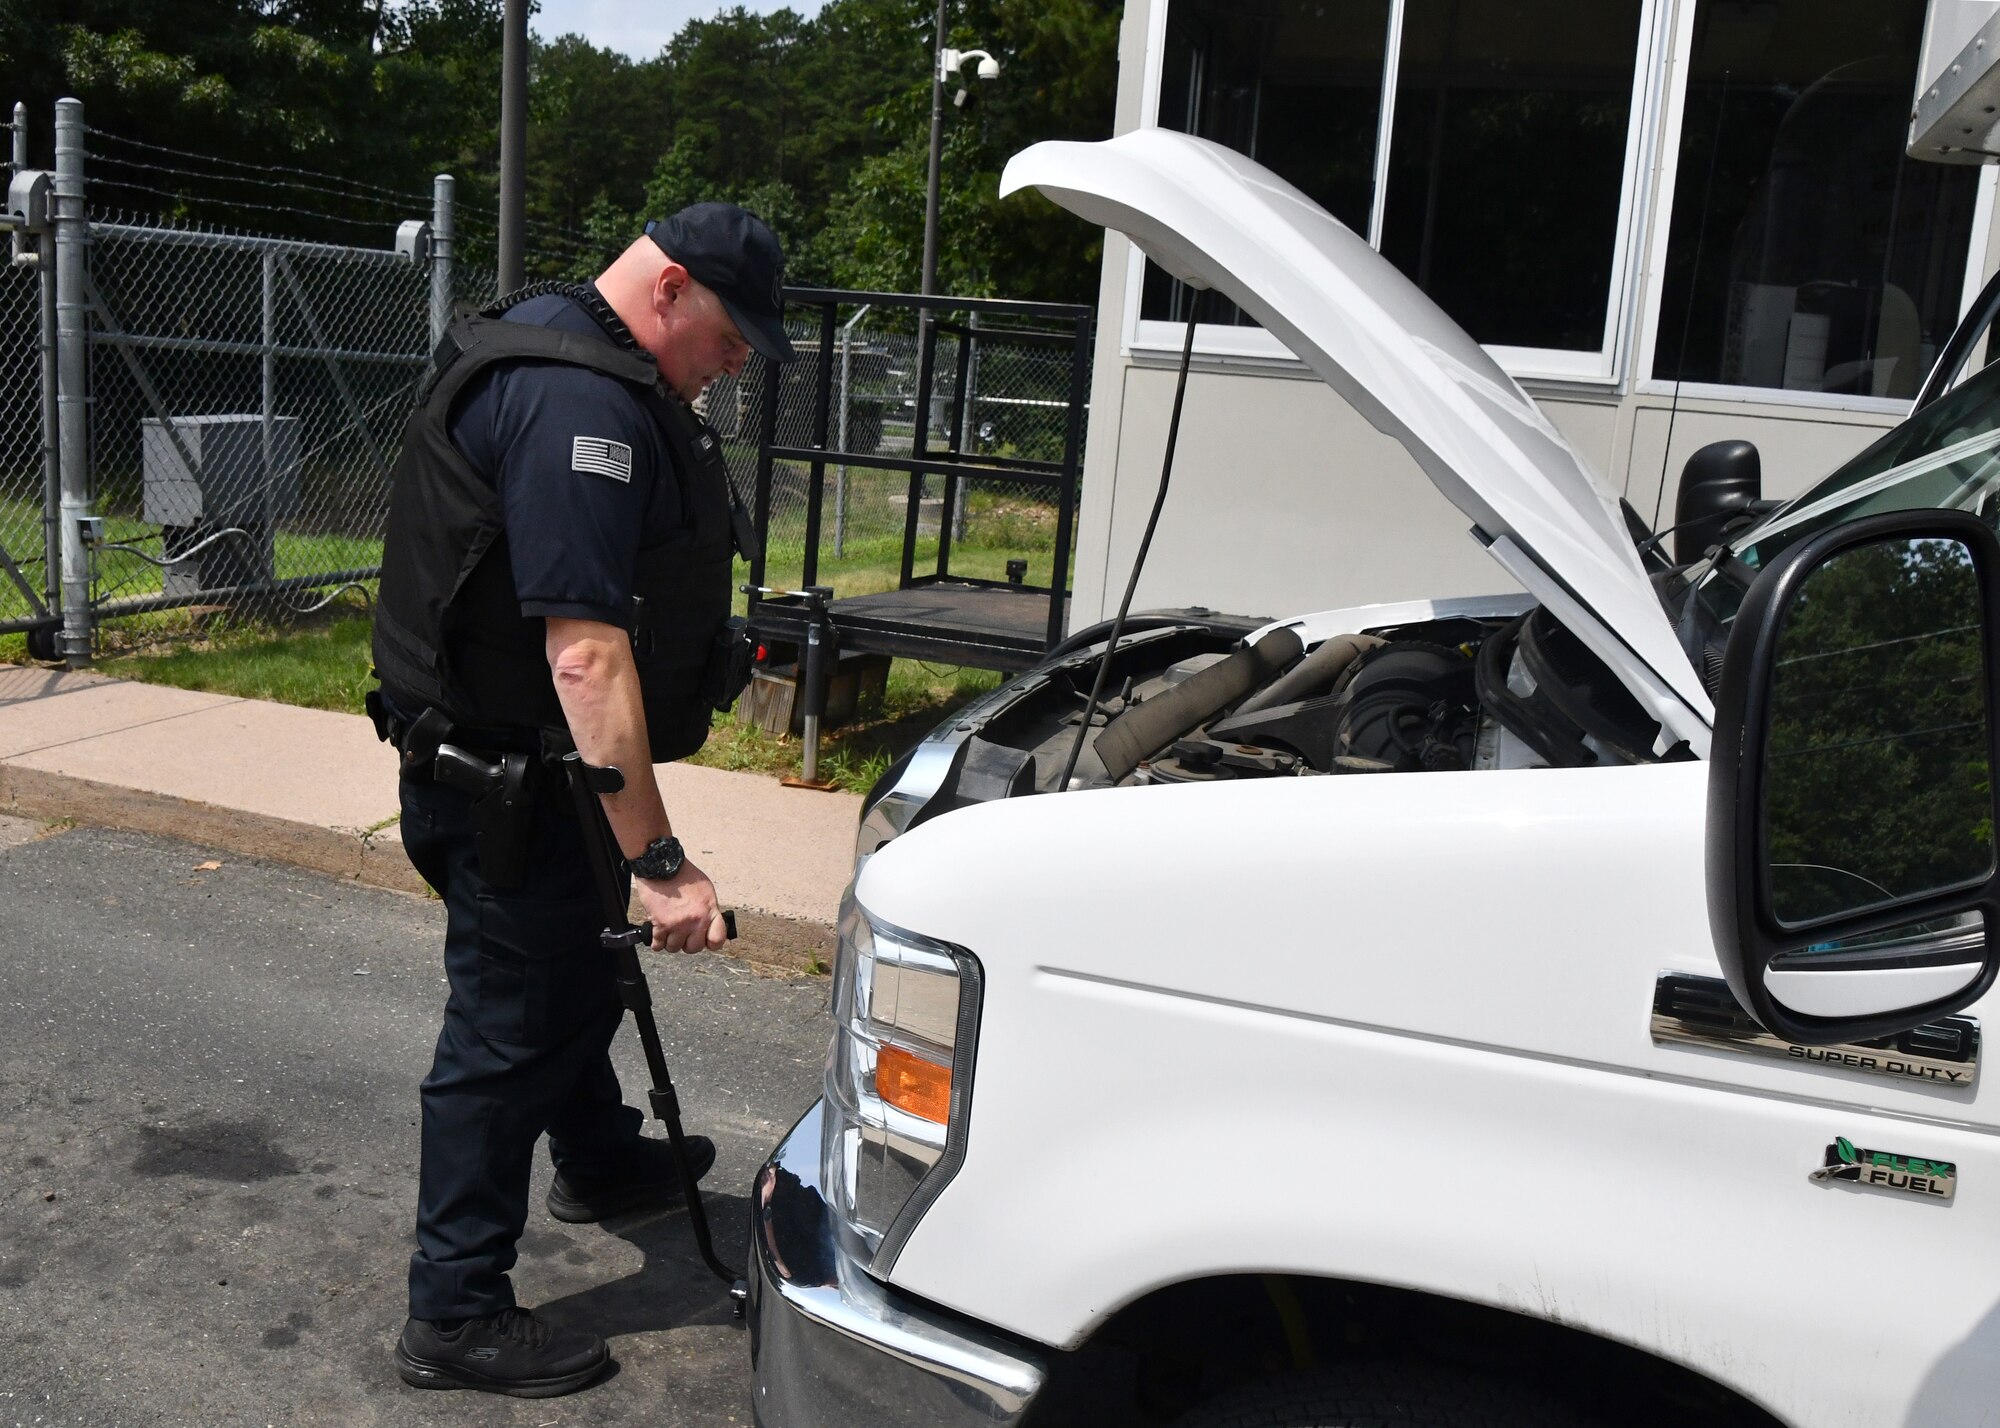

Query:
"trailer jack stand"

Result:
[[745, 583, 843, 791]]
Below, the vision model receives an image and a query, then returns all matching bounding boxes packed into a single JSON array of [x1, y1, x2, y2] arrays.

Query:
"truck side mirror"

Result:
[[1708, 510, 2000, 1045], [1674, 440, 1762, 565]]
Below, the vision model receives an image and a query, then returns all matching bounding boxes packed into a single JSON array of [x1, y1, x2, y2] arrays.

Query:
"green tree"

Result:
[[0, 0, 1122, 300]]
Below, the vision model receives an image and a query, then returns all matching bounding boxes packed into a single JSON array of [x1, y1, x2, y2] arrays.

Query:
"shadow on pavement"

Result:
[[536, 1190, 756, 1339]]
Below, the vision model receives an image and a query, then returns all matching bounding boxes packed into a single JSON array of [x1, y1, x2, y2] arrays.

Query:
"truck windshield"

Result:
[[1684, 357, 2000, 641]]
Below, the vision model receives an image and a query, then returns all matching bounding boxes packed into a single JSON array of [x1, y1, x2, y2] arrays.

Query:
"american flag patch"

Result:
[[572, 435, 633, 482]]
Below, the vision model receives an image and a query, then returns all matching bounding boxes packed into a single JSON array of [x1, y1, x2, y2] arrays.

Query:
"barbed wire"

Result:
[[88, 124, 607, 259], [84, 173, 416, 235], [90, 152, 422, 218], [85, 125, 435, 207], [88, 171, 602, 266]]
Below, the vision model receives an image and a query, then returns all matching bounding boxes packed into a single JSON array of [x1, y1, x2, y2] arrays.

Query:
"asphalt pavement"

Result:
[[0, 816, 831, 1427]]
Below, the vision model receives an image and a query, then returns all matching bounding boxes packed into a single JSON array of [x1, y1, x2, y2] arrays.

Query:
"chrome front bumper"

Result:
[[748, 1102, 1049, 1427]]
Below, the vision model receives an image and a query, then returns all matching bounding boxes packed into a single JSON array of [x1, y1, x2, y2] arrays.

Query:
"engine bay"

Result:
[[913, 607, 1674, 815]]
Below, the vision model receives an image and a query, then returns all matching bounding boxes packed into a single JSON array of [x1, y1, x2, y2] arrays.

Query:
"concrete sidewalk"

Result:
[[0, 664, 861, 963]]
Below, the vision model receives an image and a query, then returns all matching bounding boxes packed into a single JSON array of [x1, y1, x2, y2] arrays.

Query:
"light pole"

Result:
[[498, 0, 528, 292], [918, 10, 998, 465], [919, 30, 1001, 302]]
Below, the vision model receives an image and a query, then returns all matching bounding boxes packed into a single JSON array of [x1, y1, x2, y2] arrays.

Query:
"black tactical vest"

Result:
[[373, 306, 738, 762]]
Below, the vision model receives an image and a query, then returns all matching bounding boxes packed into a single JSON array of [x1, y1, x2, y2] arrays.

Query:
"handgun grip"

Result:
[[433, 743, 502, 795]]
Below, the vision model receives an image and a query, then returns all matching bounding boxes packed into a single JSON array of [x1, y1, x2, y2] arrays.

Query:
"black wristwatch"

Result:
[[627, 835, 685, 881]]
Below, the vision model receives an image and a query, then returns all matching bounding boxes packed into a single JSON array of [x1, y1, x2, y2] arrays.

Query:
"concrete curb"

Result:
[[0, 762, 838, 977], [0, 763, 426, 894]]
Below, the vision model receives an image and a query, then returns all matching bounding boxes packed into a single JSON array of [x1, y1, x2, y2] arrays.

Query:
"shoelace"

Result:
[[488, 1306, 553, 1349]]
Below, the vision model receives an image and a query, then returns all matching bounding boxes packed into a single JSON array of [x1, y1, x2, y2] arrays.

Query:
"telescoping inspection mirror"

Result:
[[1708, 509, 2000, 1046]]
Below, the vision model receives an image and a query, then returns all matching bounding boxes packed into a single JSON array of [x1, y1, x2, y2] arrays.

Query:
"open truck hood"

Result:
[[1000, 129, 1713, 748]]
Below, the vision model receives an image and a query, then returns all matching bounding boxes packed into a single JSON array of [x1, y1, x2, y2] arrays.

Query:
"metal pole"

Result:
[[800, 302, 835, 588], [899, 318, 939, 590], [914, 0, 949, 569], [10, 102, 24, 266], [835, 304, 869, 558], [920, 0, 948, 304], [431, 174, 455, 351], [261, 249, 276, 589], [38, 206, 59, 627], [22, 101, 58, 627], [935, 325, 972, 578], [752, 356, 777, 591], [53, 97, 93, 666], [954, 309, 978, 544], [498, 0, 528, 293]]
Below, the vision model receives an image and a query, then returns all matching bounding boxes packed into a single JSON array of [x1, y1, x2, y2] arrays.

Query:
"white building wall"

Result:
[[1067, 0, 1995, 627]]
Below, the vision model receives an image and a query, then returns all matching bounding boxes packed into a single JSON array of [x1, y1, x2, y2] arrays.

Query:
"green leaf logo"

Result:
[[1836, 1137, 1858, 1164]]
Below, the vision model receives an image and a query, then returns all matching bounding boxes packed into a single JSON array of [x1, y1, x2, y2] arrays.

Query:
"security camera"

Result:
[[976, 55, 1000, 80]]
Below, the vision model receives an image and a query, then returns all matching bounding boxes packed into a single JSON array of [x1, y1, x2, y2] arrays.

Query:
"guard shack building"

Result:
[[1067, 0, 2000, 624]]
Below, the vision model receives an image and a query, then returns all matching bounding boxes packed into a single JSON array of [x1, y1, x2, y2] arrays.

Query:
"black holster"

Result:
[[368, 688, 540, 891], [468, 752, 535, 891]]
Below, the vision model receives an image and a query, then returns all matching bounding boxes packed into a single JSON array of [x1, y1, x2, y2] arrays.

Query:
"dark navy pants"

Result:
[[398, 769, 644, 1321]]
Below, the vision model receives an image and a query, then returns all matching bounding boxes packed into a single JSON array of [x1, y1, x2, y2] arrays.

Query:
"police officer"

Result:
[[366, 204, 794, 1398]]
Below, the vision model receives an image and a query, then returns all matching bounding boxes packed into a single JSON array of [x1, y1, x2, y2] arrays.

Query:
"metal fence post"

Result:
[[834, 302, 870, 560], [53, 97, 93, 666], [836, 316, 851, 559], [9, 102, 24, 266], [953, 310, 979, 544], [18, 101, 59, 626], [431, 174, 454, 350], [261, 249, 276, 585]]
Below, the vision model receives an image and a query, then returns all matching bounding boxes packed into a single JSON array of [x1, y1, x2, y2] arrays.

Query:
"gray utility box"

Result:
[[141, 415, 301, 598]]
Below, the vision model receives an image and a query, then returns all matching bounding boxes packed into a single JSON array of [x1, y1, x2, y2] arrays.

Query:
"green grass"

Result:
[[0, 476, 1048, 790], [93, 609, 379, 711], [0, 490, 385, 628]]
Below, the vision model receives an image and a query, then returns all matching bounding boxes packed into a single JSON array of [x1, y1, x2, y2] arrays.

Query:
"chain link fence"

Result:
[[0, 100, 507, 657], [0, 241, 53, 635], [81, 215, 438, 630], [708, 302, 1089, 599], [2, 100, 1090, 667], [74, 215, 496, 637]]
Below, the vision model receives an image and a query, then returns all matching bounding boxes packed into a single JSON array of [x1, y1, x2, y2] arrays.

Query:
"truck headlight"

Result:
[[822, 896, 981, 1275]]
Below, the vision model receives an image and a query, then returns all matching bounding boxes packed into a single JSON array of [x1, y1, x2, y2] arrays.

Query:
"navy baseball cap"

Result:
[[645, 203, 796, 363]]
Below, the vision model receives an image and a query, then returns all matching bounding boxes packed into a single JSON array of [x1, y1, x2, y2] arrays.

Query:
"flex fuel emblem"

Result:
[[1810, 1137, 1957, 1201]]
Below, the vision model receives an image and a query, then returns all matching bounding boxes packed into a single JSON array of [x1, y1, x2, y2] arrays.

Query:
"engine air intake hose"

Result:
[[1094, 626, 1303, 783], [1232, 632, 1384, 716]]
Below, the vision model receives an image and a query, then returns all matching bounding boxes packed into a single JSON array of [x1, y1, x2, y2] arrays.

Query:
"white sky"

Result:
[[531, 0, 828, 60]]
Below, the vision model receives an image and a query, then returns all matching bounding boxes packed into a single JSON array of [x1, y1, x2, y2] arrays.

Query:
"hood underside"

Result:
[[1000, 130, 1712, 741]]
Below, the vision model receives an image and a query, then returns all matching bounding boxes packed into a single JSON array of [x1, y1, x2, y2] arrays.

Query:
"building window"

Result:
[[1379, 0, 1644, 351], [1651, 0, 1979, 398], [1141, 0, 1647, 361], [1142, 0, 1391, 327]]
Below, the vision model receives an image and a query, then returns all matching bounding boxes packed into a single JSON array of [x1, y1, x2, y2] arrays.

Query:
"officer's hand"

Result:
[[636, 860, 729, 953]]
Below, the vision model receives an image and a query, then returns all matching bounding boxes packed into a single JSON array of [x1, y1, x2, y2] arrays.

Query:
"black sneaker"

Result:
[[546, 1134, 717, 1224], [394, 1307, 609, 1397]]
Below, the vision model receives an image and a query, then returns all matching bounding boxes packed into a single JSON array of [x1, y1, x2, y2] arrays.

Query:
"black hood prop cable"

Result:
[[1056, 316, 1199, 793]]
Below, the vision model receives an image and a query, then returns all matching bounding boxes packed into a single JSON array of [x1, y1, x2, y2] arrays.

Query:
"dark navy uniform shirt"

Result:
[[447, 289, 676, 631]]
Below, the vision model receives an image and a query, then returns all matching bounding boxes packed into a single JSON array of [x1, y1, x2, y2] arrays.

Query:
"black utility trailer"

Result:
[[744, 286, 1096, 680]]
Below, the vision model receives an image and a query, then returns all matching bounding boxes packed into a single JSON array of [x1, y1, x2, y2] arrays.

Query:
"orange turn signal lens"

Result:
[[876, 1043, 952, 1124]]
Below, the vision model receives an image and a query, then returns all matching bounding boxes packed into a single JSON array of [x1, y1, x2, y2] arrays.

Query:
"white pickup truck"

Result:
[[744, 127, 2000, 1428]]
